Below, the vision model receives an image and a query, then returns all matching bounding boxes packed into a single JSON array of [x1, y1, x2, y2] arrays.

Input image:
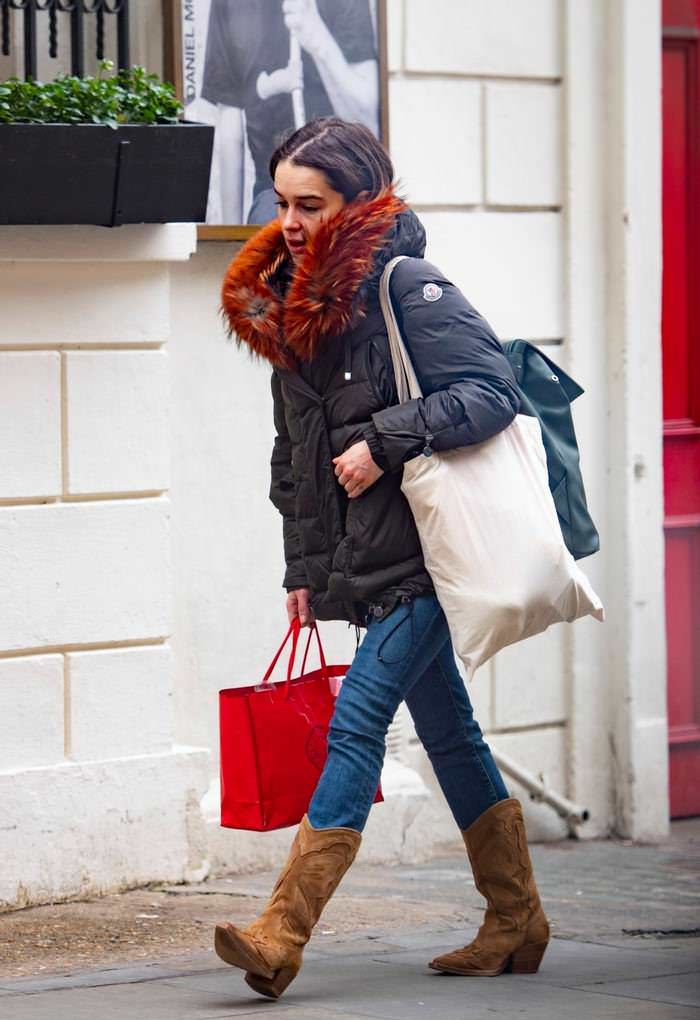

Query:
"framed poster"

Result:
[[164, 0, 389, 240]]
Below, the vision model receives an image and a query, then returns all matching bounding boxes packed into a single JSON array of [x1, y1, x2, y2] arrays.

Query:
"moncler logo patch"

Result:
[[422, 283, 443, 302]]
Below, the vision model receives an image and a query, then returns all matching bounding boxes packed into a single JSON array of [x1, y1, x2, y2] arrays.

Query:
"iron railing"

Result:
[[0, 0, 130, 80]]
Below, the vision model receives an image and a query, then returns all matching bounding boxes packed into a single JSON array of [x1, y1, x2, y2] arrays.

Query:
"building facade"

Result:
[[0, 0, 677, 909]]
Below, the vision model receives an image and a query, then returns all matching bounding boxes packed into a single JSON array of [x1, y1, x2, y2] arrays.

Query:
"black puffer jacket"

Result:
[[222, 190, 520, 625]]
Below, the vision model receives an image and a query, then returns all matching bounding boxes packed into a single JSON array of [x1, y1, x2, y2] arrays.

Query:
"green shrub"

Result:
[[0, 61, 183, 127]]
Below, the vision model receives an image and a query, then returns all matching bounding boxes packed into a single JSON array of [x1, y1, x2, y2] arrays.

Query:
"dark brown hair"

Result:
[[269, 117, 394, 202]]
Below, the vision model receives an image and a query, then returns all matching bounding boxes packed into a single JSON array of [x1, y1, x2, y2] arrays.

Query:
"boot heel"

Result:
[[510, 940, 548, 974], [245, 964, 298, 999]]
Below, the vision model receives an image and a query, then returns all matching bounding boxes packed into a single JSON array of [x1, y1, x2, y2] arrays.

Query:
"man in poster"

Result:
[[201, 0, 379, 224]]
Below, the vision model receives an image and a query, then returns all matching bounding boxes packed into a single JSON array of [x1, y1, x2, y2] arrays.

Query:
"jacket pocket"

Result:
[[332, 534, 354, 578]]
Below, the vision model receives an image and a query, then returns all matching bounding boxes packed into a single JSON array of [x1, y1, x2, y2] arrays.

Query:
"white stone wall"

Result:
[[0, 226, 210, 910], [390, 0, 564, 345], [1, 0, 668, 907]]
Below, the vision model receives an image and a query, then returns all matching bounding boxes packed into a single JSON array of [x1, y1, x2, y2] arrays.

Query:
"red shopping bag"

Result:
[[219, 619, 382, 831]]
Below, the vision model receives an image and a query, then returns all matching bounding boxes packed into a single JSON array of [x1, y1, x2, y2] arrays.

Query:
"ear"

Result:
[[356, 190, 371, 203]]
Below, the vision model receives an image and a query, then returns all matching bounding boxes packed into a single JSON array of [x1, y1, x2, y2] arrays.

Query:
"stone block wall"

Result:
[[0, 226, 210, 909], [387, 0, 572, 838], [388, 0, 563, 342]]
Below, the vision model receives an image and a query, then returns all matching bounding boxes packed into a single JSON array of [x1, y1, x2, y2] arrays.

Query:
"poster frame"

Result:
[[163, 0, 390, 241]]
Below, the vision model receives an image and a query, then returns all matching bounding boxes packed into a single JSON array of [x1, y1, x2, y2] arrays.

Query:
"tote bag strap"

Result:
[[379, 256, 424, 403]]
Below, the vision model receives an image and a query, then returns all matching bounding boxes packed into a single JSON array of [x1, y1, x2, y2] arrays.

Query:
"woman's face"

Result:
[[274, 160, 346, 262]]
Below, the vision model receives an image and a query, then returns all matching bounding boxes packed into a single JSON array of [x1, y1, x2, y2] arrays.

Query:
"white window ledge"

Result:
[[0, 223, 197, 263]]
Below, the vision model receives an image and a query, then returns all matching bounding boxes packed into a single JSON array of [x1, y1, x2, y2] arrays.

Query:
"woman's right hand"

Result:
[[286, 587, 314, 627]]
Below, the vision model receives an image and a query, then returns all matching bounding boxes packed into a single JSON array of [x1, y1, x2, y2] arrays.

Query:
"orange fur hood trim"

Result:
[[221, 189, 406, 369]]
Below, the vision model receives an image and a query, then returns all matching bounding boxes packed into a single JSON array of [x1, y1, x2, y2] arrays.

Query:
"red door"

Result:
[[662, 0, 700, 817]]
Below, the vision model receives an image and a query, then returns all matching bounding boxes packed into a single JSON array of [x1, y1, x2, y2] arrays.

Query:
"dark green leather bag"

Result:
[[502, 340, 600, 560]]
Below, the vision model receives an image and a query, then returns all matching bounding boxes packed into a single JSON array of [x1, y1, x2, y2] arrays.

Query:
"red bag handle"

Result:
[[260, 620, 330, 699], [260, 618, 300, 688], [299, 622, 329, 677]]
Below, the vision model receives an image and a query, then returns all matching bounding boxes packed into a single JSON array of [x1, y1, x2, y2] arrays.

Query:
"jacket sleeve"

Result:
[[363, 259, 521, 473], [269, 372, 309, 591]]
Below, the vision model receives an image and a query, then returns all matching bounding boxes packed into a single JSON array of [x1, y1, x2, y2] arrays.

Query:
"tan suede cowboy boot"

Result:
[[214, 814, 361, 998], [430, 798, 549, 976]]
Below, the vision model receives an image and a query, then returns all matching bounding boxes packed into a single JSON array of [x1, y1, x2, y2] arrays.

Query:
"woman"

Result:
[[216, 117, 549, 999]]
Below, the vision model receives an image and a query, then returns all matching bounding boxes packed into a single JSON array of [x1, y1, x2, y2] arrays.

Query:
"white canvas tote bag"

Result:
[[379, 256, 604, 680]]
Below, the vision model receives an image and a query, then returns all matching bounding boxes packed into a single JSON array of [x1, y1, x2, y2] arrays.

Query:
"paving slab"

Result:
[[572, 970, 700, 1009], [0, 980, 273, 1020], [161, 954, 700, 1020], [310, 937, 406, 957], [361, 937, 700, 986], [0, 952, 223, 995], [344, 927, 465, 952], [2, 940, 699, 1019], [0, 820, 698, 1018]]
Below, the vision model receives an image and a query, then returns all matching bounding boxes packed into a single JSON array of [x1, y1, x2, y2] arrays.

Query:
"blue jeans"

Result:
[[308, 594, 508, 832]]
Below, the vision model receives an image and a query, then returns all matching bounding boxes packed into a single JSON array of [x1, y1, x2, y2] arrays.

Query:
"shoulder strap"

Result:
[[379, 256, 424, 403]]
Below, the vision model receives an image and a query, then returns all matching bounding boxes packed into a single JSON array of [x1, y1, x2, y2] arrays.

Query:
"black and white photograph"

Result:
[[179, 0, 386, 229]]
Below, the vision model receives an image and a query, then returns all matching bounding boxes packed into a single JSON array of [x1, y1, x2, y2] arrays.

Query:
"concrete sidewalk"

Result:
[[1, 820, 699, 1019]]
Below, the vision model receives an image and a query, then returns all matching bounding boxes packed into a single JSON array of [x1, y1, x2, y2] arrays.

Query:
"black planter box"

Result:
[[0, 122, 214, 226]]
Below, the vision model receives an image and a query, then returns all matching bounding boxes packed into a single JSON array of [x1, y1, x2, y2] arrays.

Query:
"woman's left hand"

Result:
[[333, 441, 384, 499]]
